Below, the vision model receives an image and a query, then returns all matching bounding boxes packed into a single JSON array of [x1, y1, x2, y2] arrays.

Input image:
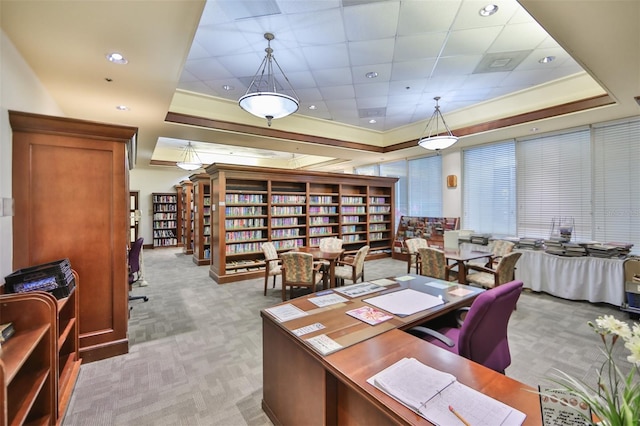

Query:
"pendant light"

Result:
[[417, 97, 459, 151], [239, 33, 299, 127], [176, 141, 202, 171]]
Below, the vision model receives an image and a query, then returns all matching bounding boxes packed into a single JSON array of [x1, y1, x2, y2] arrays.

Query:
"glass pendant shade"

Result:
[[417, 97, 459, 151], [176, 142, 202, 171], [239, 33, 299, 127]]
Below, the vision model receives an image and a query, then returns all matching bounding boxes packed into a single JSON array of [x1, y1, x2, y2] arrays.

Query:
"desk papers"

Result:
[[369, 278, 397, 286], [264, 304, 308, 322], [308, 293, 349, 307], [369, 357, 526, 426], [306, 334, 342, 355], [334, 282, 386, 297], [364, 289, 444, 316], [346, 306, 393, 325]]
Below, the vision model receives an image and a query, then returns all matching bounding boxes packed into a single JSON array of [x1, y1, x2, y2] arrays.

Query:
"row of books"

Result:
[[225, 193, 265, 204]]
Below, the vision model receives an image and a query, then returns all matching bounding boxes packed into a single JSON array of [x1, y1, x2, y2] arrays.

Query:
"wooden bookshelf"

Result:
[[152, 192, 178, 247], [178, 180, 194, 255], [206, 163, 398, 284], [191, 174, 211, 266]]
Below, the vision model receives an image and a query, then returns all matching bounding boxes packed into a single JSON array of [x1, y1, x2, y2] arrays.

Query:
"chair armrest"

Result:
[[408, 326, 455, 347], [465, 263, 497, 274], [313, 262, 323, 273], [335, 258, 355, 267], [455, 307, 470, 327]]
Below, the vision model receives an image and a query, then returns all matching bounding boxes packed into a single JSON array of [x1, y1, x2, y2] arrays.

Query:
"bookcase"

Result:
[[152, 192, 178, 247], [191, 174, 212, 266], [206, 163, 397, 283], [392, 216, 460, 260], [178, 180, 194, 255]]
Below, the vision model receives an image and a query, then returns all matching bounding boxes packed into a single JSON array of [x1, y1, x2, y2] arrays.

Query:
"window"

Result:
[[517, 128, 591, 240], [407, 156, 442, 216], [463, 141, 516, 235], [593, 118, 640, 245], [380, 160, 407, 233]]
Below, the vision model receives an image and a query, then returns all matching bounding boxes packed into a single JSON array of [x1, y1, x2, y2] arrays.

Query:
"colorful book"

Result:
[[346, 305, 393, 325], [0, 322, 15, 343]]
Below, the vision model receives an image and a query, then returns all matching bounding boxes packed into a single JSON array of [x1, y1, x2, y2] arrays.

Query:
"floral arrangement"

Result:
[[546, 315, 640, 425]]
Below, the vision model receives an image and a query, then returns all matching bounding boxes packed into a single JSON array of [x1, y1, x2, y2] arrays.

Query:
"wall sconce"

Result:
[[447, 175, 457, 188]]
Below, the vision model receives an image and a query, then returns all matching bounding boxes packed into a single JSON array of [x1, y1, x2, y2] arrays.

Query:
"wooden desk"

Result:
[[261, 275, 542, 425], [295, 247, 345, 288], [444, 249, 493, 283]]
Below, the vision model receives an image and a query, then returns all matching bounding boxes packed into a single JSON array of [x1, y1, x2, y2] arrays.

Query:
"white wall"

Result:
[[442, 150, 462, 218], [0, 29, 64, 279], [130, 167, 196, 245]]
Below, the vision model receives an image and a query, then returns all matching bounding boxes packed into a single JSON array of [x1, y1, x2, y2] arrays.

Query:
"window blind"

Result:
[[593, 118, 640, 246], [516, 128, 591, 240], [463, 141, 516, 235], [380, 160, 408, 232], [407, 156, 442, 216]]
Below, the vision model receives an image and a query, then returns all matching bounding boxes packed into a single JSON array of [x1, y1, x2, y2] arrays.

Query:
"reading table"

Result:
[[261, 275, 539, 425]]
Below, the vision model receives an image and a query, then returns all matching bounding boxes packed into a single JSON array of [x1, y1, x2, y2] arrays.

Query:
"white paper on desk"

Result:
[[308, 293, 349, 307], [334, 282, 385, 297], [364, 289, 443, 316], [264, 304, 308, 322], [306, 334, 342, 355], [394, 275, 415, 281], [369, 278, 397, 286]]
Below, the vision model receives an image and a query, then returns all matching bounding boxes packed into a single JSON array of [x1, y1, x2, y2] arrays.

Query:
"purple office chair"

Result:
[[409, 280, 523, 374], [128, 237, 148, 303]]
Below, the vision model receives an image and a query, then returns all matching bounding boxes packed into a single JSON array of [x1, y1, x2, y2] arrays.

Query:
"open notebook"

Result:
[[368, 357, 526, 426]]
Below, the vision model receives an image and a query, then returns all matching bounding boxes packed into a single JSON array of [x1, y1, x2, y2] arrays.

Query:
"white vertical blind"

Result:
[[517, 128, 591, 240], [407, 156, 442, 216], [593, 118, 640, 245], [380, 160, 408, 233], [463, 141, 516, 235]]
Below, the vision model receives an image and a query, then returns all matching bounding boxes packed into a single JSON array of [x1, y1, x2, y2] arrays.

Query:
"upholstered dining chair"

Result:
[[262, 242, 282, 296], [405, 238, 429, 273], [318, 237, 344, 271], [417, 247, 455, 281], [334, 245, 369, 286], [280, 251, 324, 301], [408, 280, 524, 374], [465, 251, 522, 289]]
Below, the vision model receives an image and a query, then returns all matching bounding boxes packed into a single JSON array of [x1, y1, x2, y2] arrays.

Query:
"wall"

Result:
[[442, 150, 462, 218], [129, 167, 194, 245], [0, 29, 64, 280]]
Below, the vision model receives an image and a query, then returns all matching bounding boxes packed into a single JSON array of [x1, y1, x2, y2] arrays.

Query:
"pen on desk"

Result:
[[449, 405, 471, 426]]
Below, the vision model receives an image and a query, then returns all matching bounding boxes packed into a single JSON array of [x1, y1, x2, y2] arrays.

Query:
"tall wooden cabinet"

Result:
[[10, 110, 136, 362], [207, 164, 397, 284], [178, 180, 194, 255], [191, 174, 211, 266], [152, 192, 178, 247]]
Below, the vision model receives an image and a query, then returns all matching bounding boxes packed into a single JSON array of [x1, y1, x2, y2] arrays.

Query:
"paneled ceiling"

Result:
[[2, 0, 639, 173]]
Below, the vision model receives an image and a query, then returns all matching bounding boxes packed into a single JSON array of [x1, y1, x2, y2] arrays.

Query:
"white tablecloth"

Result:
[[513, 249, 624, 306]]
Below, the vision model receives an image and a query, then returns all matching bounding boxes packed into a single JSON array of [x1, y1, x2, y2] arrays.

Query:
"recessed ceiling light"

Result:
[[308, 105, 317, 110], [222, 84, 234, 91], [369, 119, 377, 124], [116, 105, 130, 111], [365, 72, 378, 79], [106, 52, 128, 64], [479, 4, 498, 16], [539, 56, 556, 64], [530, 127, 539, 132]]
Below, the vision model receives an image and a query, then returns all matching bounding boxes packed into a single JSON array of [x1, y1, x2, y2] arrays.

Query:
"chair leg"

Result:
[[264, 274, 269, 296], [272, 275, 277, 289]]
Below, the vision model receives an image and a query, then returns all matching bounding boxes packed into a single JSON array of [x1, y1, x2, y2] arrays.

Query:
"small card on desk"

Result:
[[346, 306, 393, 325]]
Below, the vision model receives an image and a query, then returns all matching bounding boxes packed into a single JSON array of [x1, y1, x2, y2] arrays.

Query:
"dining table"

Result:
[[294, 246, 345, 288], [444, 249, 494, 284]]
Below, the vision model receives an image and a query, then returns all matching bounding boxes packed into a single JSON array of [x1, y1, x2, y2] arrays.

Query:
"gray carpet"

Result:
[[63, 247, 635, 425]]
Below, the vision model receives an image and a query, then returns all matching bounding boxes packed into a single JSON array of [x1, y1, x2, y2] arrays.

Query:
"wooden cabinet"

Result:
[[10, 110, 135, 362], [191, 174, 211, 266], [206, 164, 397, 284], [56, 271, 80, 423], [1, 292, 57, 426], [152, 192, 178, 247], [178, 181, 194, 254]]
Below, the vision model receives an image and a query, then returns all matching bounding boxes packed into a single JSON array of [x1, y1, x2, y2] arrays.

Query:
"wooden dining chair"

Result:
[[262, 242, 282, 296], [465, 252, 522, 289], [405, 238, 429, 273], [334, 245, 369, 286], [280, 251, 324, 301], [417, 247, 455, 281]]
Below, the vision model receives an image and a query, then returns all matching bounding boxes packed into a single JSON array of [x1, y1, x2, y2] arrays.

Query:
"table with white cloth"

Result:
[[459, 243, 624, 306], [513, 249, 624, 306]]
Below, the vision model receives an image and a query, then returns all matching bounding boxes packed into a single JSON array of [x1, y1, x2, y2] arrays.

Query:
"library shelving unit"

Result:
[[191, 174, 212, 266], [0, 292, 57, 425], [206, 163, 397, 284], [391, 216, 460, 261], [152, 192, 178, 247], [178, 180, 194, 255]]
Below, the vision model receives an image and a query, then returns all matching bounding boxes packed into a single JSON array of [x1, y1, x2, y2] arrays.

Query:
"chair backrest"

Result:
[[491, 240, 515, 258], [128, 237, 144, 284], [319, 237, 343, 252], [457, 280, 523, 373], [353, 245, 369, 274], [405, 238, 428, 254], [495, 252, 523, 284], [417, 247, 447, 280], [281, 252, 315, 285], [262, 242, 279, 269]]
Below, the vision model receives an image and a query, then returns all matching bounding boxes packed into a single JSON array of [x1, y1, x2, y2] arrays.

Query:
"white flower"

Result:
[[595, 315, 631, 339], [625, 333, 640, 366]]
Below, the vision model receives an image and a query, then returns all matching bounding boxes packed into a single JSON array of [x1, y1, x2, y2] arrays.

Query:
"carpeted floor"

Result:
[[63, 247, 636, 425]]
